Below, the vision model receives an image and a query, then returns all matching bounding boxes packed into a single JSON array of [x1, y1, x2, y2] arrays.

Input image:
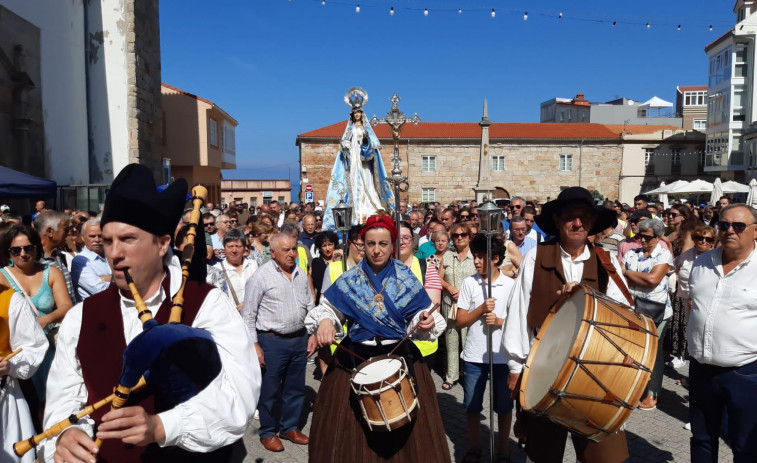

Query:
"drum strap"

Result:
[[594, 248, 634, 306]]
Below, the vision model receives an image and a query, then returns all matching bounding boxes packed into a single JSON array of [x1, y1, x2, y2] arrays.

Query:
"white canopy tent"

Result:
[[669, 179, 714, 194], [709, 178, 724, 206], [721, 181, 750, 193], [643, 180, 689, 195], [640, 96, 674, 109]]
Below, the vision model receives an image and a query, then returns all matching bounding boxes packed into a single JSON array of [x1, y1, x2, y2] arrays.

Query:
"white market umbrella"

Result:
[[640, 96, 674, 109], [670, 179, 714, 194], [644, 180, 689, 195], [747, 179, 757, 207], [710, 178, 724, 206], [722, 180, 750, 194]]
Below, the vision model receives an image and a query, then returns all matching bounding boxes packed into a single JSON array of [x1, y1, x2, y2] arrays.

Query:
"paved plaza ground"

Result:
[[241, 361, 734, 462]]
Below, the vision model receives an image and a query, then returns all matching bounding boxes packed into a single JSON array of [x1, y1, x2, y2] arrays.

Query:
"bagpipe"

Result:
[[14, 185, 222, 459]]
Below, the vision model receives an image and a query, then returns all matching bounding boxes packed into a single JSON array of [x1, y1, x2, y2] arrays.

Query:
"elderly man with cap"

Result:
[[503, 187, 631, 463], [42, 164, 260, 463]]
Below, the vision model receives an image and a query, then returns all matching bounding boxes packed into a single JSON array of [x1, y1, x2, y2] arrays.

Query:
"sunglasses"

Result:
[[9, 245, 35, 256], [511, 205, 523, 209], [203, 222, 216, 227], [638, 234, 657, 241], [667, 212, 681, 218], [460, 214, 470, 219], [718, 221, 751, 233], [451, 233, 469, 239], [692, 235, 715, 243], [628, 218, 641, 224]]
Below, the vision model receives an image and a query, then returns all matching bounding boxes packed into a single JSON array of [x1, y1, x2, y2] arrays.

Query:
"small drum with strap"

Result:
[[350, 354, 418, 432], [520, 285, 658, 441]]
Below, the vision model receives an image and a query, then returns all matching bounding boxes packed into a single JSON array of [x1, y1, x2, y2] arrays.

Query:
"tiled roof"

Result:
[[603, 124, 682, 135], [298, 122, 623, 141], [162, 83, 238, 125], [677, 85, 708, 92], [705, 28, 734, 51], [297, 121, 681, 142]]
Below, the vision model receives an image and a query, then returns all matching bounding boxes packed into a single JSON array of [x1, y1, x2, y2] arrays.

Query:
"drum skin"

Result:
[[350, 354, 419, 432], [520, 285, 658, 441]]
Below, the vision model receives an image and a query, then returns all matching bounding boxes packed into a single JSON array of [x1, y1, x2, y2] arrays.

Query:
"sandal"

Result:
[[462, 449, 482, 463], [441, 381, 456, 390]]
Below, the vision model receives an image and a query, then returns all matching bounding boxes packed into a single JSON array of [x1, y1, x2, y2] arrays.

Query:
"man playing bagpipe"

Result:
[[41, 164, 261, 463]]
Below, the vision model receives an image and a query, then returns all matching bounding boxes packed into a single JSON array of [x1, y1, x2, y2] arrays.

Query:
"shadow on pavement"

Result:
[[626, 430, 675, 462]]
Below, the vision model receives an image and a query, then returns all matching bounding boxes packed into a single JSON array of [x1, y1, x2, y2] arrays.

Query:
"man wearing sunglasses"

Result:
[[687, 204, 757, 462], [501, 196, 525, 238]]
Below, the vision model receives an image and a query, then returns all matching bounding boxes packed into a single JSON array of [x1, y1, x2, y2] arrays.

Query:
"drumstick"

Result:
[[1, 348, 22, 363], [389, 303, 440, 356], [332, 342, 367, 363]]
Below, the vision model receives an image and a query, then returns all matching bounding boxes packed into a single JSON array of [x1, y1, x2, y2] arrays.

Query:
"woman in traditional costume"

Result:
[[306, 215, 450, 462], [0, 285, 48, 463], [322, 88, 394, 230]]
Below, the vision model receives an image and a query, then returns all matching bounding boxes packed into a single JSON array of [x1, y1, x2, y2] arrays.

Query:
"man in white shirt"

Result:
[[43, 164, 260, 463], [503, 187, 629, 463], [70, 219, 112, 301], [686, 204, 757, 462]]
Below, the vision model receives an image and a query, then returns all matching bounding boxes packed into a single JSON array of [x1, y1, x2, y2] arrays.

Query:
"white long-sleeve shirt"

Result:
[[686, 244, 757, 367], [41, 254, 261, 461], [503, 244, 628, 374], [2, 292, 49, 463]]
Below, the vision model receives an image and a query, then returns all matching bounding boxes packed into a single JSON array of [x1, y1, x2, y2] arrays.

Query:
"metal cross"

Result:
[[370, 93, 421, 256]]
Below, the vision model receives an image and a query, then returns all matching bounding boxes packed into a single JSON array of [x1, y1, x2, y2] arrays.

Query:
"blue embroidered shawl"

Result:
[[324, 258, 431, 342]]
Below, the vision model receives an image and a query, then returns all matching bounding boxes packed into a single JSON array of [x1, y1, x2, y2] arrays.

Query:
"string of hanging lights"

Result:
[[307, 1, 728, 31]]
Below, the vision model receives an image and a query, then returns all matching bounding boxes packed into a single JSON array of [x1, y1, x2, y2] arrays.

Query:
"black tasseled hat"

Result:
[[101, 164, 187, 237]]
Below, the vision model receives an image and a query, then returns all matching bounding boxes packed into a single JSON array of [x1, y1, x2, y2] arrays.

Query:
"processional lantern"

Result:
[[477, 201, 503, 236]]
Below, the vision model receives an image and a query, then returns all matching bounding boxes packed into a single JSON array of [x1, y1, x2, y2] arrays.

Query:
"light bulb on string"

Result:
[[424, 8, 428, 16], [709, 25, 713, 31], [559, 12, 563, 19], [458, 8, 462, 14], [390, 6, 394, 15], [321, 0, 325, 4], [646, 23, 650, 29], [523, 11, 528, 21], [356, 4, 360, 13], [677, 24, 681, 31], [491, 9, 495, 18], [612, 21, 617, 27]]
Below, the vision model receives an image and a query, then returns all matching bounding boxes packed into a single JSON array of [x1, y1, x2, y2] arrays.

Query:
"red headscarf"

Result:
[[359, 215, 398, 243]]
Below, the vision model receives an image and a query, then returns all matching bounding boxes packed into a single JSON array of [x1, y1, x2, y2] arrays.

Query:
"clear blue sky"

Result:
[[160, 1, 734, 198]]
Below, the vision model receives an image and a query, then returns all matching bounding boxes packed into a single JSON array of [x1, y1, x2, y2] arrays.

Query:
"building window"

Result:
[[559, 154, 573, 171], [684, 91, 707, 106], [492, 155, 505, 172], [278, 196, 285, 203], [693, 119, 706, 130], [422, 188, 435, 202], [422, 155, 436, 172], [671, 149, 681, 166], [699, 151, 706, 166], [208, 119, 219, 147], [644, 149, 654, 166], [223, 123, 235, 153]]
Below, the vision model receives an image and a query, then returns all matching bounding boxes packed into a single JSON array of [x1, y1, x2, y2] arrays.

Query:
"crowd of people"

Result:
[[0, 171, 755, 462]]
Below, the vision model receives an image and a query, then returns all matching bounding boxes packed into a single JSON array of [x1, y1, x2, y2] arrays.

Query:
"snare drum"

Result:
[[520, 285, 658, 441], [350, 355, 418, 432]]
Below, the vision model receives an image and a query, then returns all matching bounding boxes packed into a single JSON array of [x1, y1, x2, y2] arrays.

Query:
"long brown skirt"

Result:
[[308, 339, 451, 462]]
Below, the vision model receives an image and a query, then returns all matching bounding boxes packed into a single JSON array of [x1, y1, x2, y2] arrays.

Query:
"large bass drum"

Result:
[[520, 285, 658, 441]]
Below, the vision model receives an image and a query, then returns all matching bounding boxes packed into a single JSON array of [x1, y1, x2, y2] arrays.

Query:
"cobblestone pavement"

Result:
[[242, 361, 734, 462]]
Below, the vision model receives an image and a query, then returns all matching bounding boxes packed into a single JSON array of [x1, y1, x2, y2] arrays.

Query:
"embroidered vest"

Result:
[[0, 286, 15, 357], [77, 273, 231, 463], [527, 241, 608, 330]]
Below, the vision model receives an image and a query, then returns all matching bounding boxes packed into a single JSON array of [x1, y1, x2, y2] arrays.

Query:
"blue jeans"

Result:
[[257, 332, 308, 439], [461, 361, 513, 415], [690, 358, 757, 462]]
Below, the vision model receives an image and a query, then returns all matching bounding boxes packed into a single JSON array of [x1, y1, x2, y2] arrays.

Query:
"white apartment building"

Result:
[[705, 0, 757, 181]]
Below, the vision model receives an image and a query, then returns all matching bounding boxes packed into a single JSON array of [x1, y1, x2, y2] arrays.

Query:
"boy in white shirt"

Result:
[[456, 234, 516, 462]]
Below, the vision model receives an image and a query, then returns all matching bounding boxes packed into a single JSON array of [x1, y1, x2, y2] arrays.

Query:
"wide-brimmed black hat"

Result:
[[101, 164, 187, 237], [536, 187, 618, 236]]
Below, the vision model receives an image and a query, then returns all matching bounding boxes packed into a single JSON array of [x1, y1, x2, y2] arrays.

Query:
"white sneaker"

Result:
[[254, 410, 259, 420]]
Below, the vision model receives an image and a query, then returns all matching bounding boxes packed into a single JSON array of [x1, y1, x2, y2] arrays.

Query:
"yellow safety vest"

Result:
[[408, 257, 438, 357], [297, 246, 309, 272], [328, 261, 348, 354], [0, 287, 16, 358]]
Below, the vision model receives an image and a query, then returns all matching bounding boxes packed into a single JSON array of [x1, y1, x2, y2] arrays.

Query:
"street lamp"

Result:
[[332, 199, 353, 271], [476, 200, 503, 463]]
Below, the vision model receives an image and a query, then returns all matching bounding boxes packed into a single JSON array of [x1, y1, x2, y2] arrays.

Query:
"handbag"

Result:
[[634, 297, 666, 324], [449, 257, 458, 320]]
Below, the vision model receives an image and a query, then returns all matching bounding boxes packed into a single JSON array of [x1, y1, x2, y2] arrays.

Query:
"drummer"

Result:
[[305, 215, 450, 462], [503, 187, 630, 463]]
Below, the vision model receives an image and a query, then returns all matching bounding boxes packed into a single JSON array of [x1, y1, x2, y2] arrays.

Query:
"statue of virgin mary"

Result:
[[322, 88, 394, 229]]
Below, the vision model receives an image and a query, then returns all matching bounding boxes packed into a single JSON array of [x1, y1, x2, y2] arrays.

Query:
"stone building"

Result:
[[221, 179, 291, 209], [297, 106, 705, 206], [0, 0, 163, 211]]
